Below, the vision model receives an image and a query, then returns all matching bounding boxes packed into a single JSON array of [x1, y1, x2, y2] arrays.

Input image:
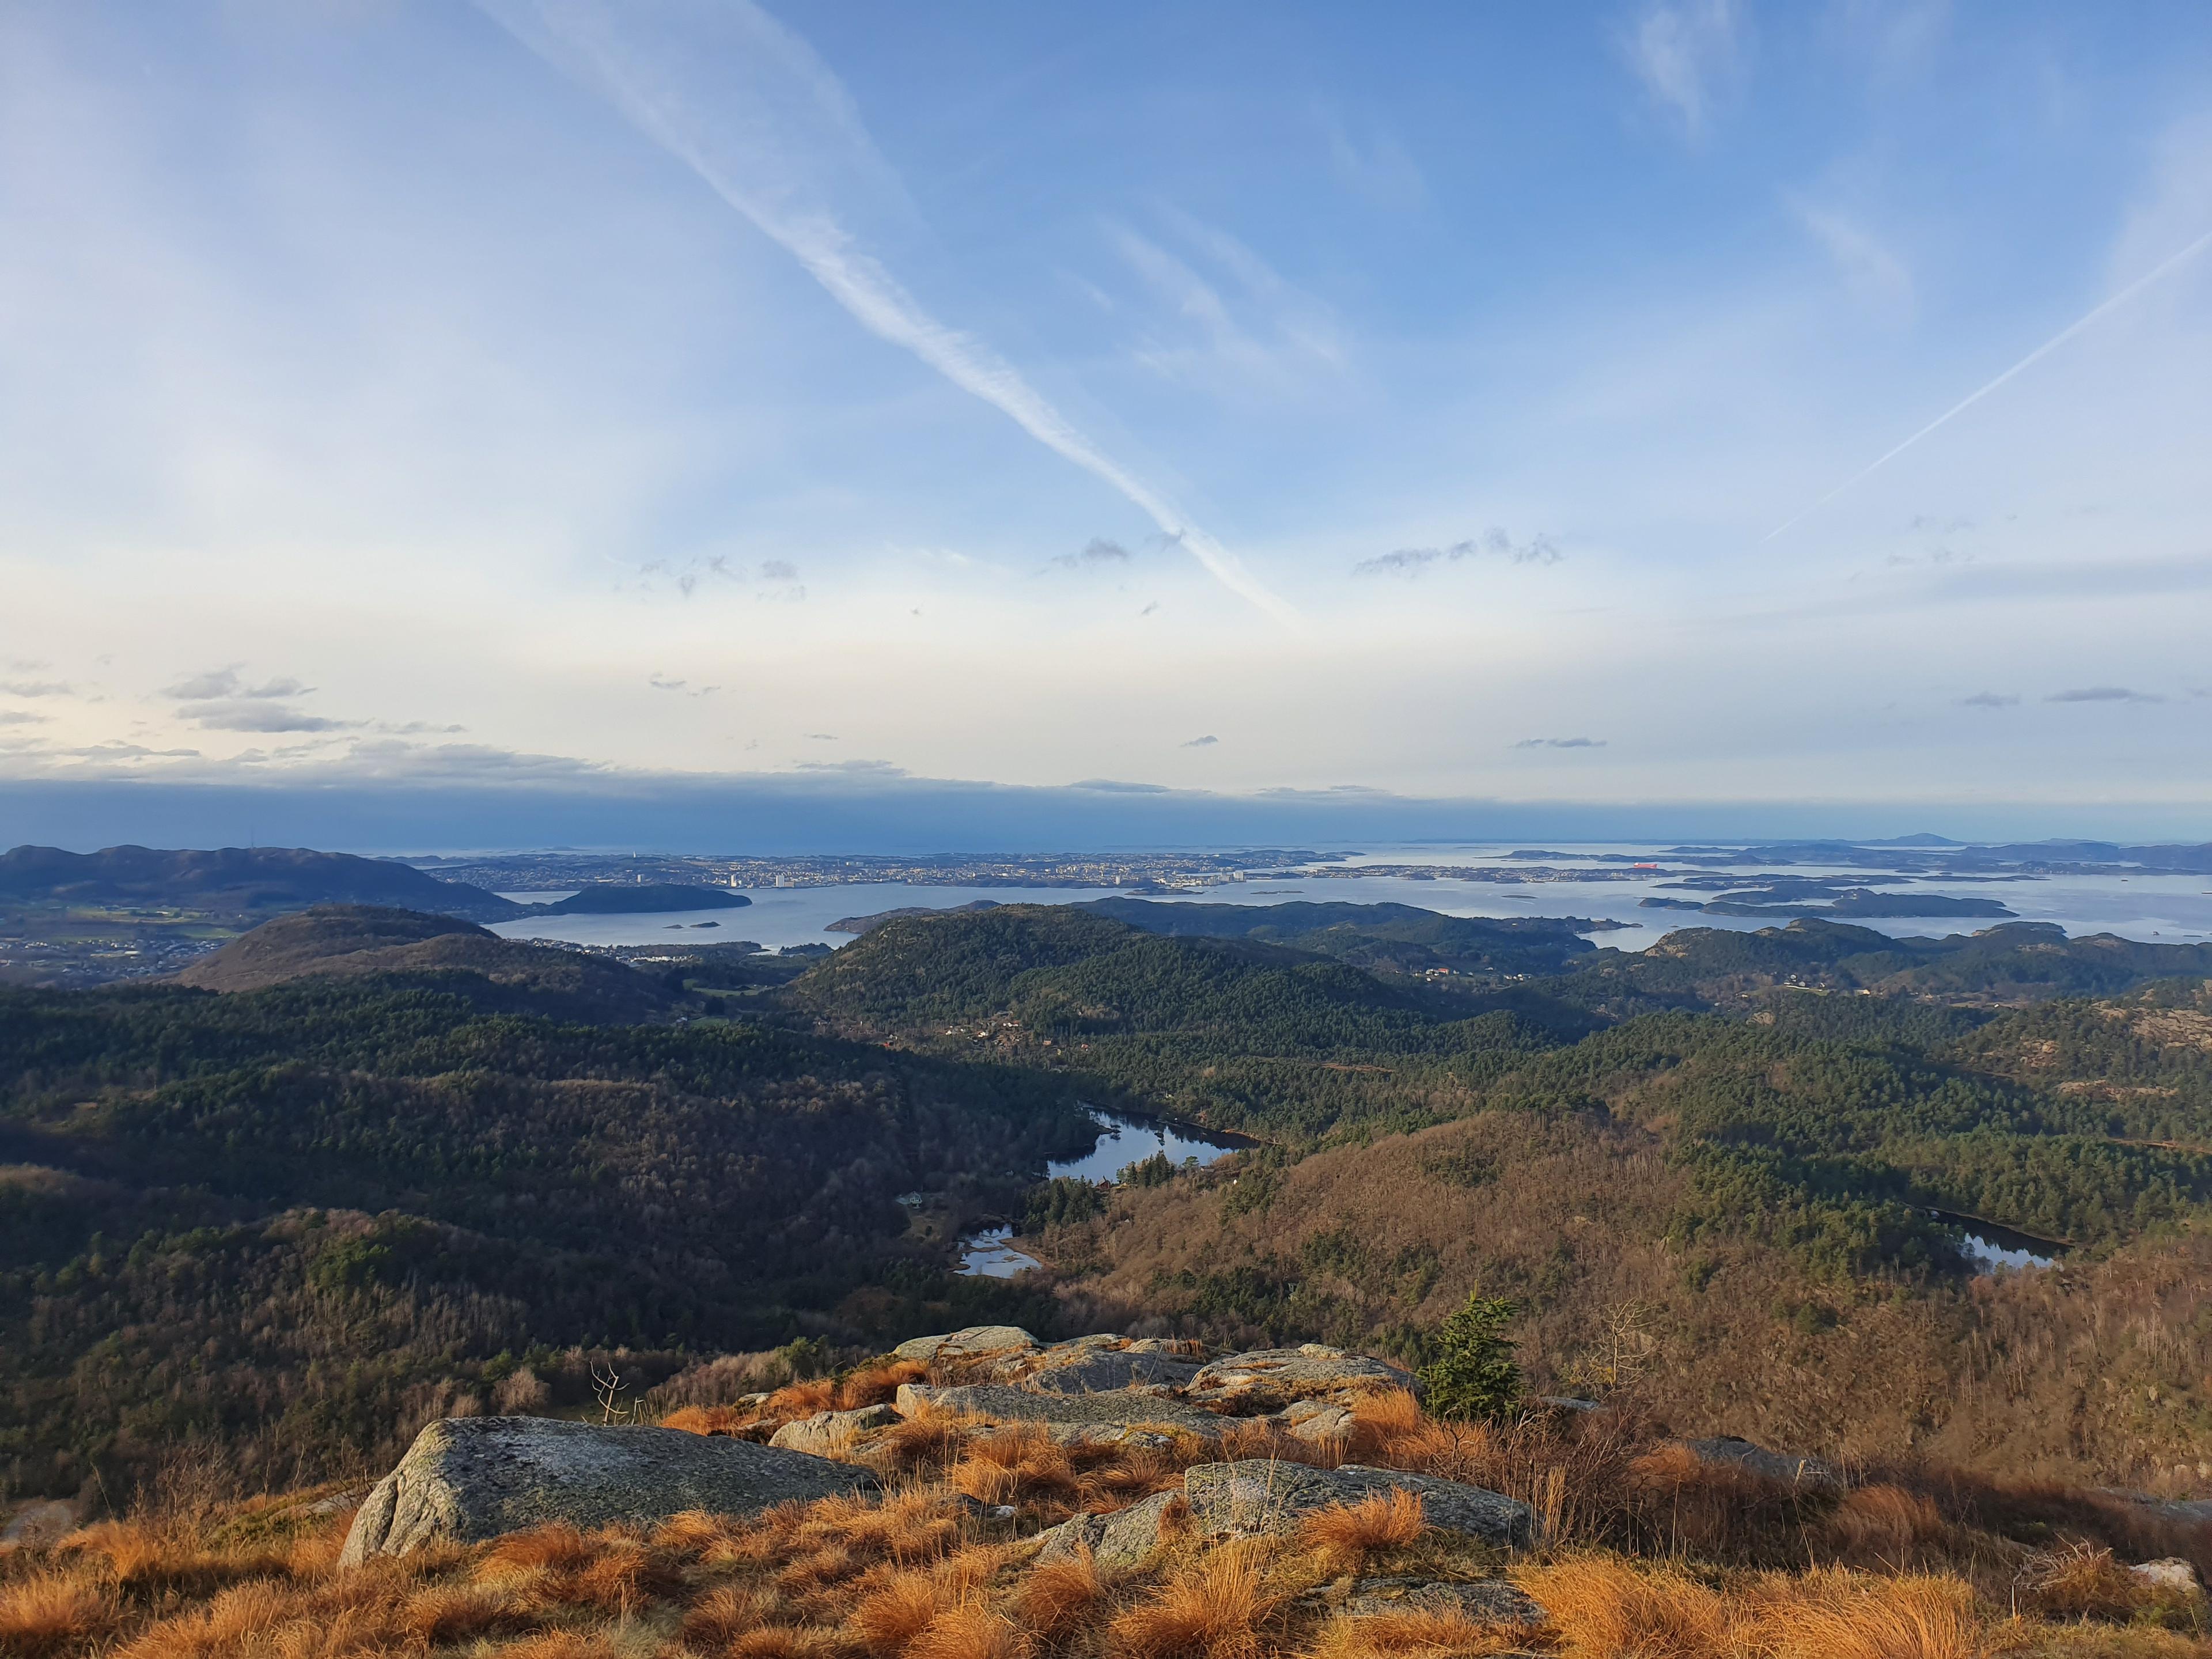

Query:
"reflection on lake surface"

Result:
[[1046, 1109, 1243, 1183], [1936, 1211, 2061, 1273], [959, 1226, 1042, 1279], [956, 1110, 1245, 1276]]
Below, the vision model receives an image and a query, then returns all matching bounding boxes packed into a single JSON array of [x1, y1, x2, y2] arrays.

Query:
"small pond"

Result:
[[1934, 1210, 2062, 1272], [956, 1109, 1246, 1276]]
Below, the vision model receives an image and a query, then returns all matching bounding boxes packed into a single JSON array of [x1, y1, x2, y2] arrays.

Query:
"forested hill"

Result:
[[0, 925, 1093, 1498], [1075, 896, 1601, 975], [784, 904, 1592, 1139], [172, 904, 671, 1021], [11, 892, 2212, 1505], [0, 843, 522, 922]]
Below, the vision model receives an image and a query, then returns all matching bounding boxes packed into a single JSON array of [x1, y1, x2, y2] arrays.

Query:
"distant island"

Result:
[[1643, 887, 2014, 920], [526, 883, 753, 916]]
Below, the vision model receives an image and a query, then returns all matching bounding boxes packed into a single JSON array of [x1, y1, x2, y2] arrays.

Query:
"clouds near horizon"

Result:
[[2, 1, 2210, 823]]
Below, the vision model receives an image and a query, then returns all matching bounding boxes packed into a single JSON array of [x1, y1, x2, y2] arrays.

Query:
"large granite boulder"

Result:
[[769, 1404, 901, 1460], [1033, 1489, 1185, 1573], [1185, 1345, 1415, 1412], [897, 1383, 1224, 1446], [340, 1416, 876, 1563], [1183, 1460, 1532, 1547], [892, 1328, 1207, 1394], [1002, 1335, 1207, 1395], [892, 1325, 1041, 1366]]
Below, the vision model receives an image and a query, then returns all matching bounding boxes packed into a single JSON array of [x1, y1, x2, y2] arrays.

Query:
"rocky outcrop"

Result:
[[1033, 1490, 1186, 1573], [768, 1404, 901, 1460], [0, 1499, 81, 1551], [1676, 1437, 1838, 1491], [896, 1383, 1224, 1446], [1185, 1345, 1416, 1412], [1332, 1576, 1545, 1627], [2132, 1558, 2204, 1596], [1183, 1460, 1532, 1547], [1002, 1335, 1207, 1395], [892, 1325, 1041, 1366], [893, 1327, 1206, 1395], [340, 1416, 876, 1563], [1281, 1400, 1357, 1444]]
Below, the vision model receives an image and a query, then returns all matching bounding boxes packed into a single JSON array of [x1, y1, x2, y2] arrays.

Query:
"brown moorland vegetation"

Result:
[[5, 1375, 2209, 1657], [1032, 1112, 2212, 1492]]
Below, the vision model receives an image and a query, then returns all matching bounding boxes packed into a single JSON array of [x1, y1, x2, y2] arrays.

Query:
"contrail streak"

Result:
[[478, 0, 1299, 627], [1764, 226, 2212, 541]]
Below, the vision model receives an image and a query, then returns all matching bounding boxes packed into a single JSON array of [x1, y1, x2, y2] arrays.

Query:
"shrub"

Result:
[[1414, 1290, 1522, 1423]]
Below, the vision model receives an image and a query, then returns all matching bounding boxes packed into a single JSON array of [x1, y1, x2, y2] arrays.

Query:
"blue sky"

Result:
[[4, 1, 2212, 849]]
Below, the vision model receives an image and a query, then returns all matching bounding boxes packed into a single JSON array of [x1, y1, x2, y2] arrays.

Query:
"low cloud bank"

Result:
[[3, 765, 2203, 854]]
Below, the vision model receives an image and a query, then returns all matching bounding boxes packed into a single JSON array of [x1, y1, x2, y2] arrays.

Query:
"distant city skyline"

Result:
[[5, 1, 2211, 843]]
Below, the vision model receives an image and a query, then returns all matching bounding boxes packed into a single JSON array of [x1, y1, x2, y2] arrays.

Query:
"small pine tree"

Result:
[[1416, 1290, 1522, 1422]]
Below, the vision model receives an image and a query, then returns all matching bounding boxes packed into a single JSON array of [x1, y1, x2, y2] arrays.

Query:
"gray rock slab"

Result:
[[897, 1382, 1224, 1445], [1337, 1576, 1546, 1628], [768, 1404, 901, 1459], [1012, 1346, 1206, 1395], [1033, 1489, 1185, 1574], [1286, 1404, 1357, 1445], [892, 1325, 1040, 1365], [1186, 1344, 1416, 1411], [0, 1499, 81, 1550], [339, 1415, 876, 1563], [2133, 1558, 2205, 1596], [1183, 1460, 1532, 1547], [1679, 1437, 1838, 1490]]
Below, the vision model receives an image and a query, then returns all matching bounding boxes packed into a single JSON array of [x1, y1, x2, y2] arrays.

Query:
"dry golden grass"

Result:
[[1298, 1491, 1427, 1576], [22, 1351, 2212, 1659], [664, 1403, 762, 1436], [1825, 1485, 1952, 1567], [839, 1362, 931, 1410], [1751, 1566, 1984, 1659], [1525, 1555, 1996, 1659], [396, 1581, 517, 1646], [0, 1569, 121, 1656], [767, 1381, 842, 1418], [851, 1567, 951, 1654], [948, 1427, 1080, 1512], [2018, 1541, 2158, 1623], [1525, 1554, 1731, 1657], [908, 1601, 1035, 1659], [1012, 1547, 1104, 1641], [1305, 1608, 1532, 1659], [1109, 1540, 1281, 1659]]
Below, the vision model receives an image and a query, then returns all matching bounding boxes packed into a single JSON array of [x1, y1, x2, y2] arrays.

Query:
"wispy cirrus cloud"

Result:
[[1319, 111, 1426, 212], [1514, 737, 1607, 749], [1107, 210, 1346, 402], [1622, 0, 1743, 138], [479, 0, 1297, 627], [1789, 197, 1914, 316], [1960, 692, 2020, 708], [1, 680, 74, 698]]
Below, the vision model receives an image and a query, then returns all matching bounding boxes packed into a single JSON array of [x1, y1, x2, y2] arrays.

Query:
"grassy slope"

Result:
[[4, 1368, 2208, 1657]]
